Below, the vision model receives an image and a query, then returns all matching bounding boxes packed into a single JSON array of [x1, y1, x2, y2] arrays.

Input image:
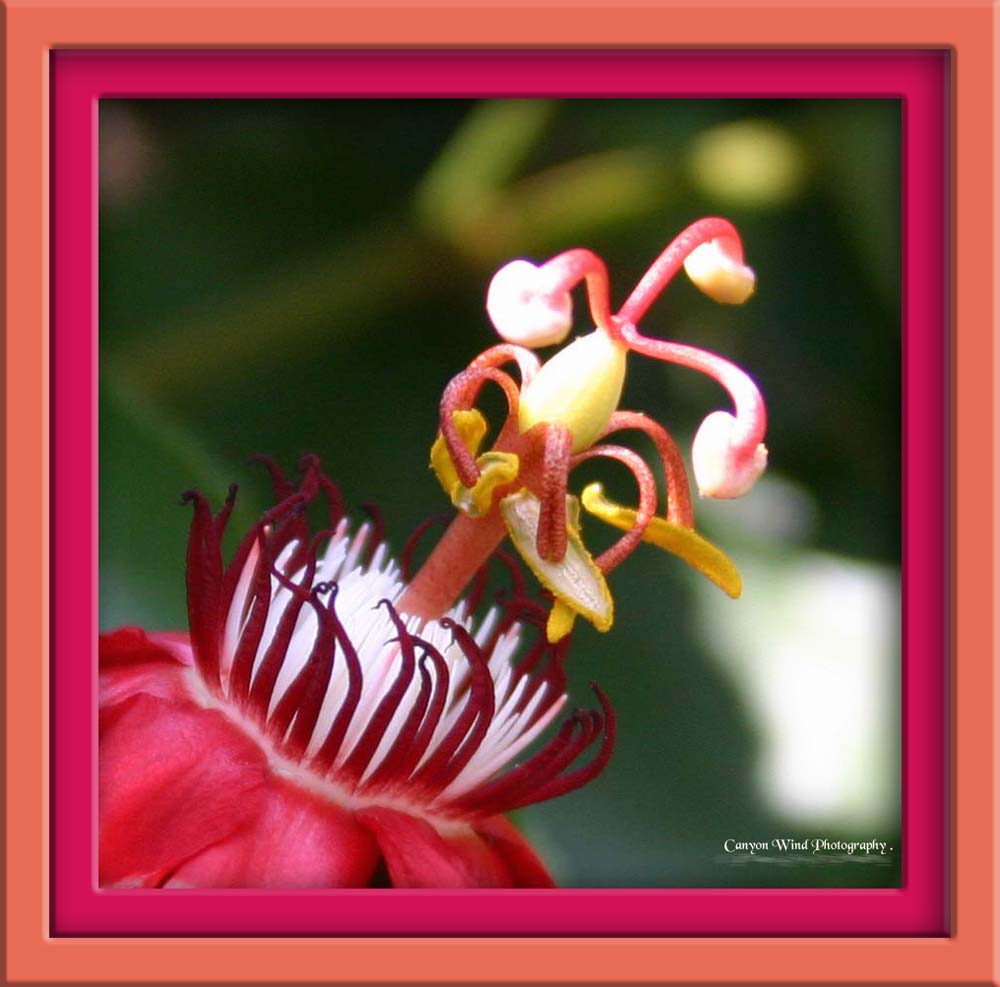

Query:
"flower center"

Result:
[[182, 464, 613, 826]]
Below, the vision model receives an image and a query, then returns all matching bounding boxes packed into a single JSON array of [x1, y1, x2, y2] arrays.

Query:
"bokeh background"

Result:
[[99, 97, 901, 888]]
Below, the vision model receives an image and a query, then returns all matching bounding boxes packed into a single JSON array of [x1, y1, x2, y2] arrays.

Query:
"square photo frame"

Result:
[[5, 2, 996, 985]]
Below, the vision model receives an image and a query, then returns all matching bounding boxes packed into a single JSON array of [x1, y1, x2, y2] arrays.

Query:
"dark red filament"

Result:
[[183, 456, 615, 820]]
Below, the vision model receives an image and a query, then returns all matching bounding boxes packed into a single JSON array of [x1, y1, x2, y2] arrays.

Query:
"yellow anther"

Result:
[[431, 409, 487, 494], [517, 330, 628, 453], [431, 409, 519, 518], [581, 483, 743, 598], [455, 451, 520, 517], [546, 600, 578, 643], [500, 489, 614, 635]]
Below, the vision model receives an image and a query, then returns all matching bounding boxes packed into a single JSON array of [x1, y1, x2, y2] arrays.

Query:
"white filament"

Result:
[[218, 520, 565, 801]]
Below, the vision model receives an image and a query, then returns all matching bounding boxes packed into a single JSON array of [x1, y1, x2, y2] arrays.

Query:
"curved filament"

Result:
[[569, 444, 658, 574], [616, 325, 767, 456], [469, 343, 542, 387], [439, 365, 521, 489], [600, 410, 694, 528], [617, 217, 746, 326], [541, 248, 614, 333]]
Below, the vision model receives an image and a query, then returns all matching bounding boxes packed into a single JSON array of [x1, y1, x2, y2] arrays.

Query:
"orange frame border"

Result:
[[4, 1, 996, 984]]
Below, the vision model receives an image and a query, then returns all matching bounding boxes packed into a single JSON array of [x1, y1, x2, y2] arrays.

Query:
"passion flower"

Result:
[[100, 457, 612, 889], [101, 218, 766, 889]]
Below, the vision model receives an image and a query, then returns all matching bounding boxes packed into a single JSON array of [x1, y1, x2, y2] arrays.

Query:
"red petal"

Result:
[[99, 627, 192, 667], [99, 692, 268, 887], [166, 776, 380, 888], [473, 815, 556, 888], [356, 806, 525, 888], [99, 628, 195, 711]]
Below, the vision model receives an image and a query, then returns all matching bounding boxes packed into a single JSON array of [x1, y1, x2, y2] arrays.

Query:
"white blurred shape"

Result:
[[697, 550, 900, 829], [696, 471, 819, 545]]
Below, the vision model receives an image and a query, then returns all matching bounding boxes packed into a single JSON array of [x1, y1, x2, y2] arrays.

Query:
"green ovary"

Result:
[[517, 330, 628, 452]]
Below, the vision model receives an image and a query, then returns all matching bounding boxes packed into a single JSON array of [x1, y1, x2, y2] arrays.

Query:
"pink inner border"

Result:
[[53, 50, 947, 937]]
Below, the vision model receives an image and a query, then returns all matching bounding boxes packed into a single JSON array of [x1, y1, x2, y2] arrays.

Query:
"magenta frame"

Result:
[[53, 50, 947, 937]]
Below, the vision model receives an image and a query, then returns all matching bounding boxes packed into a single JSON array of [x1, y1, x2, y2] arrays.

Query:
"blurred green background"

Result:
[[99, 97, 901, 888]]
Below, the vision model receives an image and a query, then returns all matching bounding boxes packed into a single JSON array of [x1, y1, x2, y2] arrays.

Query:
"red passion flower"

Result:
[[100, 457, 613, 888]]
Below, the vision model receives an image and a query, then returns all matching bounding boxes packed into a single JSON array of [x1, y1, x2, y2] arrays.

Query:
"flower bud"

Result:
[[683, 239, 756, 305], [692, 410, 768, 498], [486, 260, 573, 347]]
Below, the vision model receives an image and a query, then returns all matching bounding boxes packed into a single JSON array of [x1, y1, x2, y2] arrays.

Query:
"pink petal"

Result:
[[473, 815, 556, 888], [99, 627, 192, 667], [356, 806, 524, 888], [99, 628, 194, 711], [166, 776, 380, 888], [99, 692, 268, 887]]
